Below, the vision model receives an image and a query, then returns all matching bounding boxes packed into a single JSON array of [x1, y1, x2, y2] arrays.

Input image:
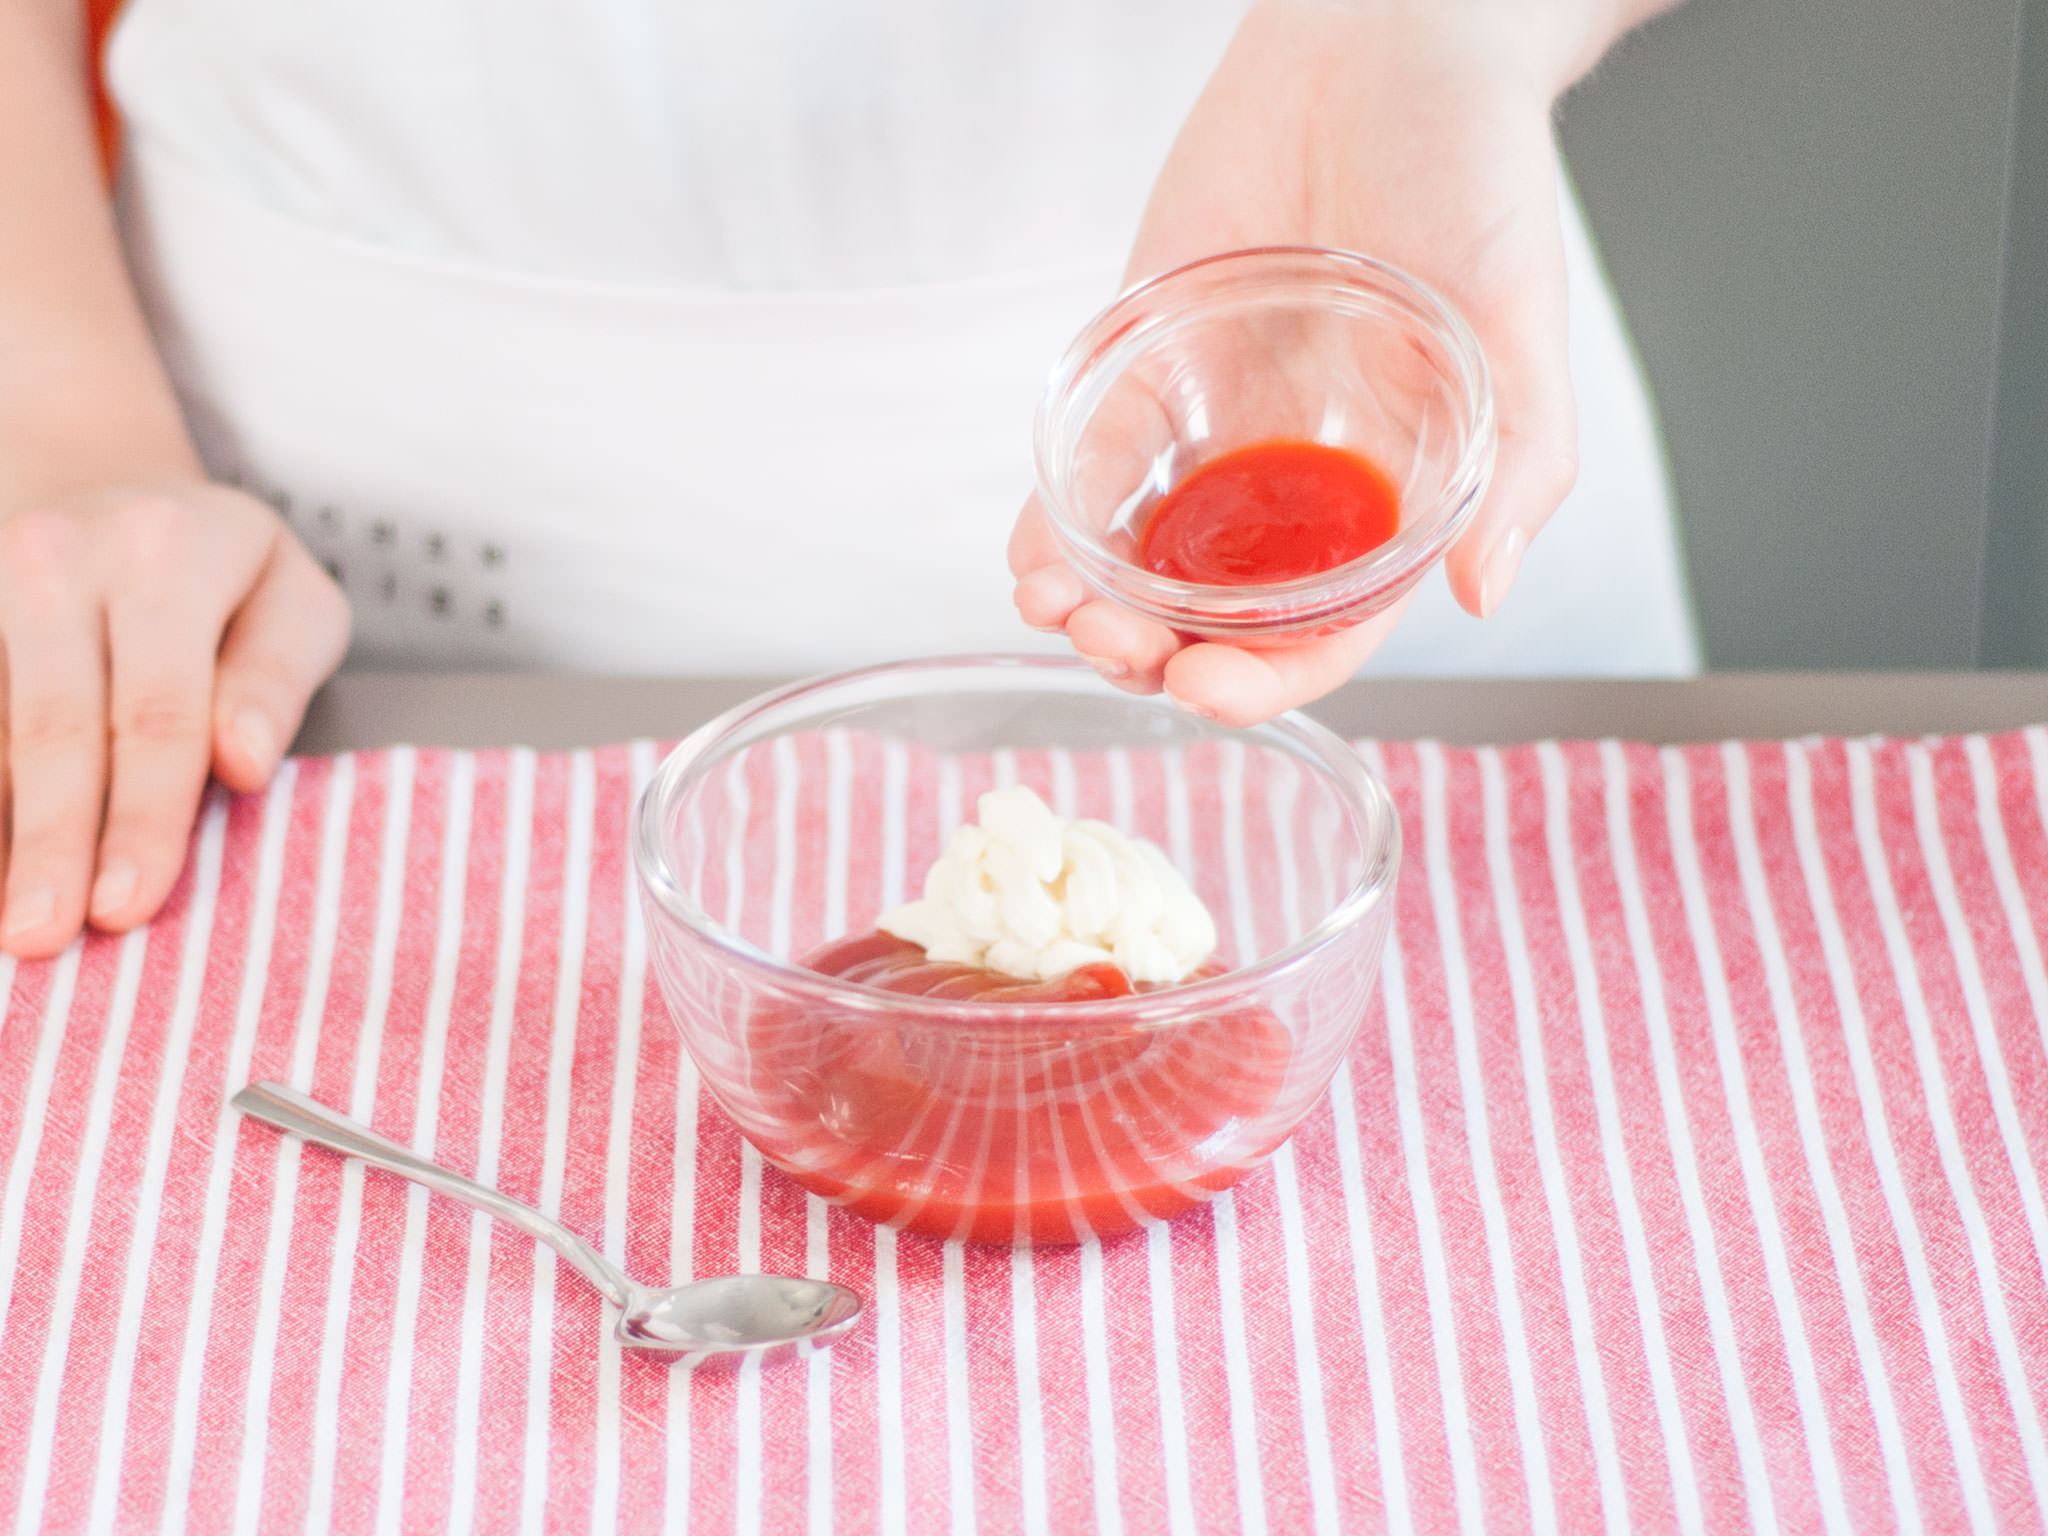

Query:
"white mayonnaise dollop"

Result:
[[879, 785, 1217, 985]]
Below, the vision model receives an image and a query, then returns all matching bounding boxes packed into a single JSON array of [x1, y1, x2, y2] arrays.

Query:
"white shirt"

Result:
[[108, 0, 1699, 675]]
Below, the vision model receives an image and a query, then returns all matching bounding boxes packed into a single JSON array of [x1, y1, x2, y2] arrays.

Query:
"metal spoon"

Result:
[[232, 1080, 862, 1366]]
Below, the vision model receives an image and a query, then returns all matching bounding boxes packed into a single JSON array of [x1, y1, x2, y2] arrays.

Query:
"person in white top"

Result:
[[0, 0, 1690, 956]]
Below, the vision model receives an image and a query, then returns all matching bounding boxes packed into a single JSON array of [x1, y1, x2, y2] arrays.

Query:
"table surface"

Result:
[[294, 670, 2048, 753]]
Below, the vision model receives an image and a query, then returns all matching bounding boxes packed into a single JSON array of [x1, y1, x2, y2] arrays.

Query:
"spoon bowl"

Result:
[[232, 1080, 862, 1364], [617, 1273, 864, 1363]]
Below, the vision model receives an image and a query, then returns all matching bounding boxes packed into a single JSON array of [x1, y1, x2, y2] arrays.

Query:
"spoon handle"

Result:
[[232, 1080, 634, 1312]]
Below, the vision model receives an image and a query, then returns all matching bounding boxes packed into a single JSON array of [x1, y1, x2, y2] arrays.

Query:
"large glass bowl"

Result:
[[632, 655, 1399, 1245]]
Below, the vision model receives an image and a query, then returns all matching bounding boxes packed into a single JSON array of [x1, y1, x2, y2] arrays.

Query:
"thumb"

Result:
[[1438, 196, 1580, 619], [1442, 420, 1579, 619], [211, 539, 352, 793]]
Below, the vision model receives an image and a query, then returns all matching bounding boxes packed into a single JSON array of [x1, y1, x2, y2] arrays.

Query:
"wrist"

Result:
[[0, 339, 205, 513], [1248, 0, 1666, 102], [0, 412, 206, 518], [0, 311, 206, 514]]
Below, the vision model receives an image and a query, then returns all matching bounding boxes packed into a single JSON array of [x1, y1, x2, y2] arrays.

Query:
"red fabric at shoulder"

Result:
[[87, 0, 124, 183]]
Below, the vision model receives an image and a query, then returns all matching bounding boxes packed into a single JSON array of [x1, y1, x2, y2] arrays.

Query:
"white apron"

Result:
[[107, 1, 1699, 677], [118, 134, 1101, 672]]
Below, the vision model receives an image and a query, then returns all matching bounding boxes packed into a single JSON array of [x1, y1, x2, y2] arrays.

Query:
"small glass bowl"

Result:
[[632, 655, 1400, 1246], [1034, 246, 1495, 646]]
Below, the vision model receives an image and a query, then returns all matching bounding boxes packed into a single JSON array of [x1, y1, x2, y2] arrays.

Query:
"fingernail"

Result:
[[1080, 654, 1131, 682], [4, 884, 56, 939], [233, 709, 277, 774], [1166, 692, 1216, 721], [90, 860, 138, 921], [1479, 528, 1528, 618]]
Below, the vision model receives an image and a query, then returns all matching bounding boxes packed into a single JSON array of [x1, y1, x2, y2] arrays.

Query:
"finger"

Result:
[[0, 660, 12, 902], [1006, 495, 1065, 580], [1440, 205, 1578, 619], [1013, 563, 1092, 634], [91, 583, 231, 931], [1160, 589, 1417, 728], [211, 538, 351, 794], [0, 517, 106, 956], [1064, 600, 1179, 692]]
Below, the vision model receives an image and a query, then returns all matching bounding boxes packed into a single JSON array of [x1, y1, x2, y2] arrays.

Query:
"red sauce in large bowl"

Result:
[[741, 931, 1293, 1243]]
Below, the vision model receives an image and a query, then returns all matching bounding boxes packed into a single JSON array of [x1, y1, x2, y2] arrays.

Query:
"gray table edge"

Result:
[[291, 672, 2048, 754]]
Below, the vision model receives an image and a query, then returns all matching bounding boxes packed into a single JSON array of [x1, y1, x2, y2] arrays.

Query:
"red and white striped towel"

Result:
[[1, 729, 2047, 1534]]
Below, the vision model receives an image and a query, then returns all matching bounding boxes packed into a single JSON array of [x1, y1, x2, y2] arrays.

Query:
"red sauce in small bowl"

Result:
[[1139, 438, 1400, 587]]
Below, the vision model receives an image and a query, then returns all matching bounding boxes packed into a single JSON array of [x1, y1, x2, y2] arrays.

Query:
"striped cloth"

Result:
[[1, 729, 2047, 1534]]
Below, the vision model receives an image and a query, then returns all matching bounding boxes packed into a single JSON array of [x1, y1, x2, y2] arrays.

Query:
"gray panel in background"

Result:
[[1558, 0, 2023, 667], [1984, 0, 2048, 664]]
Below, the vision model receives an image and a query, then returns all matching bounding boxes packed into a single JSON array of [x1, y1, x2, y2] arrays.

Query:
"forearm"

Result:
[[1567, 0, 1684, 85], [0, 0, 200, 512]]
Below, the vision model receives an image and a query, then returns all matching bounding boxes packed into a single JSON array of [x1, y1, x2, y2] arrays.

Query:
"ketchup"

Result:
[[1139, 438, 1400, 586], [741, 931, 1293, 1244]]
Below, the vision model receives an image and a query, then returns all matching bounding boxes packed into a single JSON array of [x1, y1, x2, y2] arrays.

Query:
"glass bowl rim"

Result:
[[1031, 244, 1496, 620], [631, 654, 1400, 1026]]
